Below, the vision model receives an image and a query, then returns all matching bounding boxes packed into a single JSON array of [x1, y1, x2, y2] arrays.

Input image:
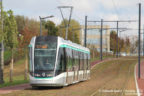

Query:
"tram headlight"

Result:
[[47, 74, 53, 77]]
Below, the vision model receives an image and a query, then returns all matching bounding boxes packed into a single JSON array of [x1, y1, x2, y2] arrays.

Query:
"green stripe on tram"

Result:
[[34, 77, 53, 79], [60, 44, 90, 54], [28, 44, 32, 47]]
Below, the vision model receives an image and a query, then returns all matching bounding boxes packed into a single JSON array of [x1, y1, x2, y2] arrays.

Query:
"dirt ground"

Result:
[[0, 58, 137, 96]]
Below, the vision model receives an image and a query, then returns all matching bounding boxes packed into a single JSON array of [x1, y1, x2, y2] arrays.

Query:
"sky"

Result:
[[3, 0, 144, 38]]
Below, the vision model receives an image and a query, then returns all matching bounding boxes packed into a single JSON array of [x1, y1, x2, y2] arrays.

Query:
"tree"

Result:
[[15, 15, 25, 33], [15, 16, 40, 49], [110, 30, 117, 55], [124, 37, 130, 54], [4, 10, 18, 82], [130, 37, 138, 54], [15, 15, 40, 80], [45, 21, 58, 36], [58, 19, 81, 44], [110, 30, 125, 55], [0, 1, 4, 84]]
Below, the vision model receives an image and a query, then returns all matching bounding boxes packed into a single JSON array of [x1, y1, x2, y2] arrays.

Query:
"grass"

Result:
[[90, 55, 114, 62], [0, 57, 138, 96], [4, 50, 12, 64], [0, 58, 29, 88], [0, 79, 28, 88]]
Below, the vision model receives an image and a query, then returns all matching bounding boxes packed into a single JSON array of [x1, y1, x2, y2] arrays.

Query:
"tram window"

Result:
[[83, 53, 85, 70], [86, 54, 88, 70], [85, 53, 87, 70], [78, 52, 80, 70], [56, 55, 64, 75], [80, 52, 83, 70], [87, 54, 90, 69], [60, 56, 65, 71], [63, 48, 67, 71], [80, 52, 82, 70], [81, 53, 83, 70], [55, 48, 66, 75], [72, 50, 74, 71], [66, 48, 73, 71], [76, 51, 79, 70]]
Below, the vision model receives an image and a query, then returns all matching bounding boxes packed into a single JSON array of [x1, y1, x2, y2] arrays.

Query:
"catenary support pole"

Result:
[[100, 19, 103, 61], [116, 21, 119, 58], [84, 16, 87, 47], [58, 6, 73, 40], [138, 3, 141, 79]]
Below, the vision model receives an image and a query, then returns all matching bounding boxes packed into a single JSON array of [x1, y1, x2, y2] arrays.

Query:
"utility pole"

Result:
[[0, 0, 4, 84], [58, 6, 73, 40], [84, 16, 87, 47], [138, 3, 141, 79], [100, 19, 103, 61], [116, 21, 119, 58]]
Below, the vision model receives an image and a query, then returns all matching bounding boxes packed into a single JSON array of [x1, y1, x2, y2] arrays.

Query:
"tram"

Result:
[[28, 36, 90, 87]]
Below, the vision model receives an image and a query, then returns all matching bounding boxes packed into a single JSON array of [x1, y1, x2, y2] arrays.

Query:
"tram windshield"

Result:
[[34, 41, 57, 71]]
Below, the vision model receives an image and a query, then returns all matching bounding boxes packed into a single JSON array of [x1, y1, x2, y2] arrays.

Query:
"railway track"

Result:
[[90, 60, 135, 96]]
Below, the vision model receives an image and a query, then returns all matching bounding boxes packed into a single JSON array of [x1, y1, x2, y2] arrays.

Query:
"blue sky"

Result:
[[3, 0, 144, 38]]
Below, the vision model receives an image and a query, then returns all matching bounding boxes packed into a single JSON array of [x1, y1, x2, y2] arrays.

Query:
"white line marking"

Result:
[[134, 64, 141, 96]]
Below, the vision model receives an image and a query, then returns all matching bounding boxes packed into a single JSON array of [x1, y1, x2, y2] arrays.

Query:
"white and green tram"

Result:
[[28, 36, 90, 87]]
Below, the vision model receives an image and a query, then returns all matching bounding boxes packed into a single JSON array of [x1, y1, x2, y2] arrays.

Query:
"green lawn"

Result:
[[0, 58, 29, 88]]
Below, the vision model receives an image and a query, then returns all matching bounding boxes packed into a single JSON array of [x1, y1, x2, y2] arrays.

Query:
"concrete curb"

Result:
[[134, 64, 140, 96], [91, 58, 114, 69]]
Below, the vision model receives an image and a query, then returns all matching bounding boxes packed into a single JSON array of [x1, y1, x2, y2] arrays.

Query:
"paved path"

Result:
[[0, 59, 110, 95], [136, 61, 144, 96]]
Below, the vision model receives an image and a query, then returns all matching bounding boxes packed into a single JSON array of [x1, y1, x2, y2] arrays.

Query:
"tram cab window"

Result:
[[34, 41, 57, 71]]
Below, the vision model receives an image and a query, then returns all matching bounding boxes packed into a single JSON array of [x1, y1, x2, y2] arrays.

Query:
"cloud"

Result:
[[58, 0, 93, 13], [98, 0, 138, 10], [104, 14, 119, 20], [3, 0, 140, 26]]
